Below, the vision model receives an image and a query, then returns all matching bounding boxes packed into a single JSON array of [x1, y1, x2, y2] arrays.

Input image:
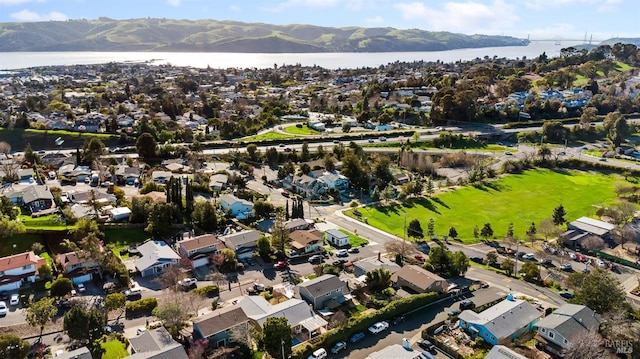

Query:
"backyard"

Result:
[[104, 228, 149, 259], [19, 214, 72, 231], [100, 338, 129, 359], [283, 124, 321, 136], [346, 169, 623, 243], [338, 229, 369, 247], [0, 233, 45, 257]]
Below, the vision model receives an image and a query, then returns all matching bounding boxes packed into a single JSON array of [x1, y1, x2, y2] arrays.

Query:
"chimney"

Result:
[[378, 252, 381, 261]]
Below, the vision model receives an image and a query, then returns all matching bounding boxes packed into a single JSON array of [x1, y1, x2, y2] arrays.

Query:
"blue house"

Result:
[[458, 296, 542, 345], [191, 305, 249, 348]]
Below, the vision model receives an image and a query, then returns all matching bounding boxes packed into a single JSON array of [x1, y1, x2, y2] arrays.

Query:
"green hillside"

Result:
[[0, 18, 529, 53]]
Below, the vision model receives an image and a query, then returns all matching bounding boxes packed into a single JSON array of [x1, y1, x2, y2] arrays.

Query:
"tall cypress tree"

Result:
[[185, 179, 194, 221], [285, 200, 290, 220]]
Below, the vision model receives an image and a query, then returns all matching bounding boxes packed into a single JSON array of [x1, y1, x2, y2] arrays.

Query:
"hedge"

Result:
[[192, 285, 219, 298], [125, 298, 158, 316], [294, 292, 440, 358]]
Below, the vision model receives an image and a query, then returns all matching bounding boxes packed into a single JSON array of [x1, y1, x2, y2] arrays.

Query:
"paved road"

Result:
[[331, 287, 504, 359]]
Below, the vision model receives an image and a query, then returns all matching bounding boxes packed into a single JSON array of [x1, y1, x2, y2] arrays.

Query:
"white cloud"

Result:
[[229, 5, 241, 12], [393, 0, 518, 33], [364, 15, 385, 25], [10, 9, 67, 21], [525, 0, 624, 12], [167, 0, 180, 6], [0, 0, 44, 5]]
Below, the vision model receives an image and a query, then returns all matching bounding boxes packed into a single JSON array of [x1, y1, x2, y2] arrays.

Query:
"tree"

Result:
[[505, 222, 514, 239], [480, 223, 493, 240], [365, 268, 392, 291], [502, 257, 515, 276], [537, 144, 551, 162], [0, 215, 26, 238], [257, 236, 271, 258], [37, 264, 52, 281], [270, 211, 290, 254], [526, 222, 537, 244], [0, 334, 29, 359], [539, 217, 561, 240], [104, 292, 126, 322], [448, 226, 458, 240], [253, 200, 274, 219], [451, 251, 469, 277], [571, 269, 626, 314], [427, 218, 435, 238], [301, 142, 310, 161], [191, 199, 217, 233], [262, 317, 292, 359], [580, 235, 605, 252], [71, 217, 103, 241], [407, 219, 423, 239], [246, 144, 259, 161], [155, 301, 189, 329], [519, 261, 541, 282], [146, 202, 179, 239], [63, 306, 105, 345], [82, 137, 105, 165], [25, 297, 58, 343], [50, 276, 73, 298], [473, 225, 479, 239], [323, 154, 336, 172], [425, 246, 452, 276], [156, 265, 186, 291], [384, 240, 417, 259], [552, 204, 566, 226], [136, 132, 158, 159], [485, 251, 498, 266], [579, 107, 598, 128], [563, 331, 606, 359]]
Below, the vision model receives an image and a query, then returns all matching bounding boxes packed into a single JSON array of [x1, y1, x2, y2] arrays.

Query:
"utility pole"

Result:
[[404, 212, 407, 242]]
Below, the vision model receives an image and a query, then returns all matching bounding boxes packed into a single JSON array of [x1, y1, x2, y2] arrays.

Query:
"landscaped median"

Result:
[[293, 292, 441, 358]]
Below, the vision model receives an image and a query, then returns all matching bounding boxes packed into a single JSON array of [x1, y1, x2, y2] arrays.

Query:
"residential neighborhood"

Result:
[[0, 40, 638, 359]]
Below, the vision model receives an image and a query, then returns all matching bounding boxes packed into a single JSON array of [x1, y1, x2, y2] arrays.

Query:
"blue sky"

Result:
[[0, 0, 638, 40]]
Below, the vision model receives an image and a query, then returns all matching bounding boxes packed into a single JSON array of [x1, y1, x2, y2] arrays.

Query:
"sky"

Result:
[[0, 0, 638, 41]]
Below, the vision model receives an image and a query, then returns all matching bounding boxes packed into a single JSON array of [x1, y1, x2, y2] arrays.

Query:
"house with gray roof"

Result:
[[459, 296, 542, 345], [325, 229, 349, 247], [55, 346, 92, 359], [220, 194, 253, 219], [191, 305, 249, 348], [238, 296, 327, 343], [220, 230, 260, 260], [295, 274, 351, 309], [134, 241, 181, 277], [535, 304, 602, 357], [5, 185, 54, 214], [353, 255, 401, 277], [126, 327, 188, 359], [485, 345, 527, 359]]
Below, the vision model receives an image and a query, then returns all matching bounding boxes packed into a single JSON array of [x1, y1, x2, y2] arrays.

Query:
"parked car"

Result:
[[541, 258, 553, 266], [596, 259, 607, 268], [419, 243, 431, 254], [350, 332, 365, 343], [335, 249, 348, 257], [9, 293, 19, 306], [459, 300, 475, 310], [368, 321, 389, 334], [379, 137, 387, 142], [448, 309, 461, 317], [560, 263, 572, 271], [76, 283, 86, 293], [348, 247, 359, 254], [331, 341, 347, 354], [0, 292, 8, 301], [368, 139, 374, 143], [0, 301, 6, 316], [307, 348, 327, 359], [308, 255, 323, 264], [417, 338, 436, 352], [559, 291, 575, 299], [178, 278, 198, 288], [414, 254, 426, 262], [470, 256, 484, 263], [274, 261, 289, 270], [124, 288, 142, 300], [281, 190, 290, 197], [522, 253, 536, 261]]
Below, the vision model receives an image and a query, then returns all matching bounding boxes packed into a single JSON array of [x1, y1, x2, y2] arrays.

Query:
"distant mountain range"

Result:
[[0, 18, 530, 53]]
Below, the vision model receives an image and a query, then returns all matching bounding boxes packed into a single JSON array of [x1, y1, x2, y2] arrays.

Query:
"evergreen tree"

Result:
[[285, 200, 290, 220], [552, 204, 566, 226], [185, 179, 194, 221], [427, 218, 435, 238]]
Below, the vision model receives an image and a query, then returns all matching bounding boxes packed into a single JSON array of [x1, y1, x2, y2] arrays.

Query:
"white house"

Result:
[[0, 251, 46, 292], [325, 229, 349, 247], [134, 241, 181, 277], [220, 194, 253, 219], [317, 172, 349, 191], [55, 251, 99, 284], [109, 207, 132, 222]]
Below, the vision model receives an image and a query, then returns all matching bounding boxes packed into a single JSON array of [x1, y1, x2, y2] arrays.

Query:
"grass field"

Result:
[[100, 339, 129, 359], [19, 214, 72, 230], [104, 228, 149, 258], [338, 229, 369, 247], [283, 125, 321, 136], [0, 128, 120, 151], [0, 233, 44, 257], [346, 169, 623, 243], [242, 132, 296, 141]]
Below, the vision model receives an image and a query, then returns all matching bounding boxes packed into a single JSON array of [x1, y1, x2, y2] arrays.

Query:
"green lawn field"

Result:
[[347, 169, 624, 243], [100, 339, 128, 359], [283, 125, 321, 136], [242, 131, 296, 141]]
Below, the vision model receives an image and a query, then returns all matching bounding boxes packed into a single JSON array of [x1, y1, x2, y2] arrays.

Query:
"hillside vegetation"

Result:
[[0, 18, 529, 53]]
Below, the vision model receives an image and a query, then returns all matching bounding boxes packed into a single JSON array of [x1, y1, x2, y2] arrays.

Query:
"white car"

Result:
[[76, 283, 86, 293], [9, 294, 19, 306], [596, 259, 606, 268], [0, 301, 6, 316], [368, 321, 389, 334], [522, 253, 535, 261], [178, 278, 198, 287], [335, 249, 348, 257]]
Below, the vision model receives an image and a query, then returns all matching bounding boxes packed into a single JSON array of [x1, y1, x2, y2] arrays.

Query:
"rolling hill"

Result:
[[0, 18, 529, 53]]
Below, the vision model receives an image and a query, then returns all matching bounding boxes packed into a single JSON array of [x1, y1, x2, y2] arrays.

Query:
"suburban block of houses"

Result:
[[535, 304, 602, 357], [459, 296, 542, 346], [0, 251, 46, 292]]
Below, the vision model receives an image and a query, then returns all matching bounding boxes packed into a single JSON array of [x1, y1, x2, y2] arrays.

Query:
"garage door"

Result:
[[72, 273, 92, 285], [236, 249, 255, 260], [191, 257, 209, 268], [0, 281, 21, 292]]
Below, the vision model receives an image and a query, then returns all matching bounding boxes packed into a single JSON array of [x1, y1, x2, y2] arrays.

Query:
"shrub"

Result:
[[192, 285, 219, 298], [125, 298, 158, 316], [139, 181, 164, 194]]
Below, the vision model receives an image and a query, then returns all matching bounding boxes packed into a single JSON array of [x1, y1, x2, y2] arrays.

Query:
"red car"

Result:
[[281, 191, 289, 197], [414, 254, 426, 262], [274, 261, 289, 270]]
